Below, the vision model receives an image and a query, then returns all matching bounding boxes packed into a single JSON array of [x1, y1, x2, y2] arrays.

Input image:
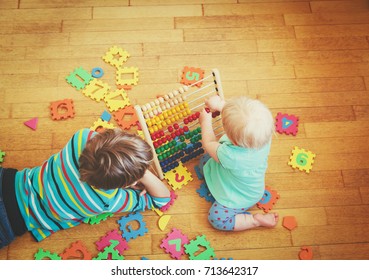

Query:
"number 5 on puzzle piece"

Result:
[[181, 66, 204, 88]]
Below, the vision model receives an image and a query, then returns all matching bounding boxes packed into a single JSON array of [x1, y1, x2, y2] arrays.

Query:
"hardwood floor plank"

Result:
[[342, 169, 369, 188], [318, 243, 369, 260], [310, 0, 369, 13], [20, 0, 128, 8], [285, 12, 369, 25], [295, 24, 369, 38], [304, 120, 369, 138], [295, 63, 369, 78]]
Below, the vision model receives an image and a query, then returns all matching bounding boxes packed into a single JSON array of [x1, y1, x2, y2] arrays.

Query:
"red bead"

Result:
[[166, 135, 172, 141], [171, 132, 176, 139], [195, 111, 200, 118], [188, 116, 193, 122], [160, 130, 164, 137], [184, 118, 189, 124], [183, 126, 189, 132], [168, 126, 173, 132], [153, 142, 159, 148], [175, 130, 181, 136], [173, 123, 179, 130], [179, 128, 184, 135]]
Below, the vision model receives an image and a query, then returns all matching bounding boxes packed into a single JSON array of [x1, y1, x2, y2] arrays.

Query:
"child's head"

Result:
[[221, 96, 274, 149], [79, 129, 153, 190]]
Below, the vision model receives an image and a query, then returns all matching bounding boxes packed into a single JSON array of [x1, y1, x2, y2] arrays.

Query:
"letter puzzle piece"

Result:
[[184, 235, 215, 260], [160, 228, 189, 260], [275, 112, 299, 136], [299, 246, 313, 260], [256, 186, 280, 213], [34, 248, 61, 260], [288, 146, 316, 173], [117, 212, 148, 241], [95, 229, 129, 255], [50, 99, 75, 120], [82, 78, 110, 102], [104, 88, 131, 112], [60, 240, 92, 260], [65, 67, 93, 90], [181, 66, 205, 88], [93, 240, 125, 260], [102, 46, 130, 69], [163, 162, 193, 191], [113, 105, 139, 130], [116, 67, 139, 86]]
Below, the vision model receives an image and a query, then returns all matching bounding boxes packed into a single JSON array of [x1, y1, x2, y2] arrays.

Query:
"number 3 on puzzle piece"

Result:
[[181, 66, 204, 88]]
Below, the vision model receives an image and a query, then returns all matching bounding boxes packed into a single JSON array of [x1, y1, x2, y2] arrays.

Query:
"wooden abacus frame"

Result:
[[134, 68, 225, 179]]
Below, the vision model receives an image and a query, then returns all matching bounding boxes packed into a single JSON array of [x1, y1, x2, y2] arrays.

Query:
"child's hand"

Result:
[[199, 107, 212, 126], [205, 95, 225, 112]]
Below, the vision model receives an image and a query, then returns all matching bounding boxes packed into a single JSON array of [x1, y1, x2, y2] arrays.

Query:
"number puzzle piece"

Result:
[[181, 66, 205, 88], [93, 240, 125, 260], [95, 229, 129, 255], [104, 88, 131, 112], [163, 162, 193, 191], [90, 118, 115, 132], [50, 99, 75, 120], [65, 67, 93, 90], [299, 246, 313, 260], [116, 67, 139, 86], [113, 105, 138, 130], [117, 212, 148, 241], [275, 112, 299, 136], [60, 240, 92, 260], [184, 235, 215, 260], [196, 182, 215, 203], [34, 248, 61, 260], [102, 46, 130, 68], [288, 146, 316, 173], [160, 228, 189, 260], [256, 186, 280, 213], [82, 78, 110, 102]]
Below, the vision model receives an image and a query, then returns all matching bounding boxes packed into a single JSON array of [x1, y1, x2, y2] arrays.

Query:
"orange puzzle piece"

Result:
[[60, 240, 92, 260], [50, 99, 75, 120], [299, 246, 313, 260], [180, 66, 204, 88], [113, 105, 138, 130], [282, 216, 297, 231]]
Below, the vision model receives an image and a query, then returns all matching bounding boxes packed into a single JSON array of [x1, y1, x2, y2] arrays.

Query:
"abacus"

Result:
[[134, 68, 225, 179]]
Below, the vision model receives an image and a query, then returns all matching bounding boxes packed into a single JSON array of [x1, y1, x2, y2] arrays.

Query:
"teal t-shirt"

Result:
[[203, 135, 271, 209]]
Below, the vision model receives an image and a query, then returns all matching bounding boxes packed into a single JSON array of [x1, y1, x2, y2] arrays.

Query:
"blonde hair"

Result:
[[221, 96, 274, 149], [79, 129, 153, 189]]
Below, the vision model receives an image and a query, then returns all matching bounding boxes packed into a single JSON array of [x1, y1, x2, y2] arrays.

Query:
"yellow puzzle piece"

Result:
[[288, 146, 316, 173], [103, 88, 131, 112], [164, 162, 193, 191]]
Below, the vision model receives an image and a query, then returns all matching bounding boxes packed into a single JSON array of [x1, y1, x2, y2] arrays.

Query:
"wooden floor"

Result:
[[1, 0, 369, 260]]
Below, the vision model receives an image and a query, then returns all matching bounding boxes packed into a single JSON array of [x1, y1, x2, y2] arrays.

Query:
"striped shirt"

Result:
[[15, 129, 169, 241]]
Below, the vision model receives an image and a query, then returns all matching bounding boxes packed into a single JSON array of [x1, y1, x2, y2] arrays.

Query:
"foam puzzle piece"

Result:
[[24, 117, 38, 130], [181, 66, 205, 88], [95, 229, 129, 255], [65, 67, 93, 90], [113, 105, 138, 130], [82, 78, 110, 102], [0, 150, 6, 165], [90, 118, 115, 132], [184, 235, 215, 260], [93, 240, 125, 260], [160, 228, 189, 260], [275, 112, 299, 136], [118, 212, 148, 241], [91, 67, 104, 78], [299, 246, 313, 260], [83, 212, 114, 225], [101, 110, 112, 122], [60, 240, 92, 260], [103, 88, 131, 112], [256, 186, 280, 213], [116, 67, 139, 86], [102, 46, 130, 68], [283, 216, 297, 231], [163, 162, 193, 191], [160, 190, 177, 212], [34, 248, 61, 260], [288, 146, 316, 173], [50, 99, 75, 120], [196, 182, 215, 203]]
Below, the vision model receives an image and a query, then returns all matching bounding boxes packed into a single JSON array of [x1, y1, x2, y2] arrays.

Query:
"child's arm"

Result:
[[205, 95, 225, 112], [199, 108, 220, 162], [138, 169, 170, 198]]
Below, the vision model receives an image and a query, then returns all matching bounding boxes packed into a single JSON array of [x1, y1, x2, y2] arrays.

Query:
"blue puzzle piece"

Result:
[[118, 212, 148, 241], [196, 182, 215, 203]]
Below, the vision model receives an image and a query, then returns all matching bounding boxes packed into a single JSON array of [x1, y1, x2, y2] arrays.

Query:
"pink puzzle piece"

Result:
[[160, 228, 189, 260], [24, 117, 38, 130], [95, 229, 129, 256], [275, 112, 299, 136]]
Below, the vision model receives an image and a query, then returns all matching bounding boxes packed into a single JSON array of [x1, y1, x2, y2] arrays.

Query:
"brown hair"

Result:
[[79, 129, 153, 189]]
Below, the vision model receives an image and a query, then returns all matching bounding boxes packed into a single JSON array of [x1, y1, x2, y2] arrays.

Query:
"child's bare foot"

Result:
[[253, 213, 279, 227]]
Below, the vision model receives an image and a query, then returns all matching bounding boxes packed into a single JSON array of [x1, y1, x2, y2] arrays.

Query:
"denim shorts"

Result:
[[0, 167, 15, 249]]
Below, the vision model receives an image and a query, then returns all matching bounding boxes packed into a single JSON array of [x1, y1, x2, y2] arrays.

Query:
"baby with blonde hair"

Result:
[[199, 95, 278, 231]]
